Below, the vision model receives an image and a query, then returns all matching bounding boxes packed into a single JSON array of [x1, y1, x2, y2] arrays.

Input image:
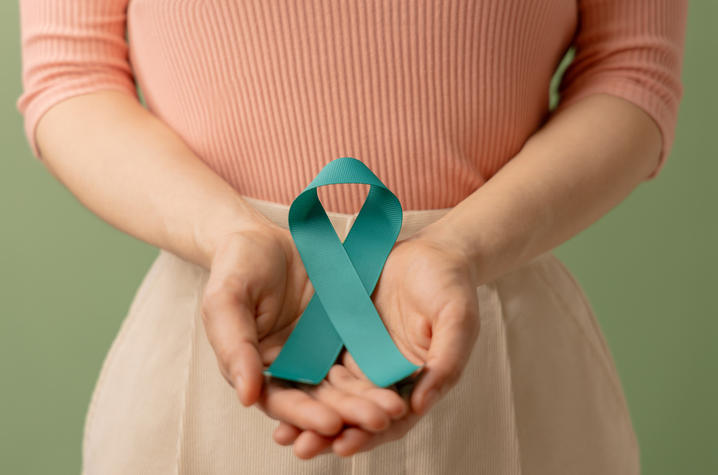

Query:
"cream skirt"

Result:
[[81, 195, 640, 475]]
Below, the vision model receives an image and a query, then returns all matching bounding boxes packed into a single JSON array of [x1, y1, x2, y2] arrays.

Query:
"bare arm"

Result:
[[417, 0, 689, 286], [35, 90, 267, 270], [420, 93, 663, 285], [19, 1, 412, 443]]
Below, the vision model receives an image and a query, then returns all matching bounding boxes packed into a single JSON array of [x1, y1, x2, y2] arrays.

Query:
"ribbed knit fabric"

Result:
[[17, 0, 687, 214]]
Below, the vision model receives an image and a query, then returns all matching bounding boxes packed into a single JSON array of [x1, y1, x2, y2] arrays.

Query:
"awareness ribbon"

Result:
[[263, 157, 422, 388]]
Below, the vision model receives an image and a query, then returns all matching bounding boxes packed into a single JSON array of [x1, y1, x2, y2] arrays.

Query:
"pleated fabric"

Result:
[[81, 195, 639, 474]]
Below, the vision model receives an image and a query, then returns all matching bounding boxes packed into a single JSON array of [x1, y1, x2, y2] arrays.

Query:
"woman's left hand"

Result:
[[271, 229, 483, 458]]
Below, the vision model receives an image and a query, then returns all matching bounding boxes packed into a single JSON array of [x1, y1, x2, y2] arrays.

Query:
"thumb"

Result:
[[201, 289, 265, 406], [409, 300, 479, 414]]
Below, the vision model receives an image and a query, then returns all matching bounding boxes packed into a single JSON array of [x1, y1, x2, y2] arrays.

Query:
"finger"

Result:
[[339, 411, 422, 456], [309, 374, 391, 433], [410, 300, 479, 414], [273, 421, 301, 446], [340, 348, 364, 377], [341, 342, 423, 389], [201, 288, 264, 407], [257, 379, 344, 436], [293, 431, 334, 460], [332, 427, 373, 457], [326, 363, 408, 420]]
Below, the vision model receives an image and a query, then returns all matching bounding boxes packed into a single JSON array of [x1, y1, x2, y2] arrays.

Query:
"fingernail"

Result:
[[422, 388, 439, 413]]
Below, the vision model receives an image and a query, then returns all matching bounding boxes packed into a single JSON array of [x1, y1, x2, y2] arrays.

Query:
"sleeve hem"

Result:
[[553, 77, 681, 181]]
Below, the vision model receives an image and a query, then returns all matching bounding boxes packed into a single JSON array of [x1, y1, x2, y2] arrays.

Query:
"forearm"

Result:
[[35, 90, 269, 270], [420, 93, 663, 285]]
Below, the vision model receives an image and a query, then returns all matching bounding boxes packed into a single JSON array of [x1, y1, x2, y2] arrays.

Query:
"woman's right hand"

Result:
[[200, 219, 408, 442]]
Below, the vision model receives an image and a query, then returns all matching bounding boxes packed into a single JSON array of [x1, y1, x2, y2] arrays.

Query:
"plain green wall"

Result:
[[1, 2, 715, 474]]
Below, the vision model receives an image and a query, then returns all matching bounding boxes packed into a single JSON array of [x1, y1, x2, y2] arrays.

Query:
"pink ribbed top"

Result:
[[17, 0, 687, 214]]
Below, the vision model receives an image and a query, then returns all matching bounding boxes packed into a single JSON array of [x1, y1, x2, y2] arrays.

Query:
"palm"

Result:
[[371, 235, 478, 369], [205, 224, 313, 365], [272, 232, 482, 458], [202, 222, 409, 445], [249, 226, 316, 366], [343, 233, 481, 412]]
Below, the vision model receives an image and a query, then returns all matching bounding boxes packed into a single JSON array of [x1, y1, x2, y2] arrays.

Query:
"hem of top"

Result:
[[238, 193, 455, 215]]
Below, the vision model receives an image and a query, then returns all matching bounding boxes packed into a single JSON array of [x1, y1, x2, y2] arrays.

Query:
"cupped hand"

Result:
[[271, 230, 482, 457], [200, 218, 408, 442]]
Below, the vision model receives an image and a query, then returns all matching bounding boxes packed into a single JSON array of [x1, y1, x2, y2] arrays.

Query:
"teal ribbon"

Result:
[[263, 157, 422, 388]]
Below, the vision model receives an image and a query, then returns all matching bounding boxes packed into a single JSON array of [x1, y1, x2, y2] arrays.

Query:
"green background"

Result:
[[1, 2, 715, 474]]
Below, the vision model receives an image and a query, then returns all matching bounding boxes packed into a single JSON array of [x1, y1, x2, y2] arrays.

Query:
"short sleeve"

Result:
[[16, 0, 139, 160], [552, 0, 688, 180]]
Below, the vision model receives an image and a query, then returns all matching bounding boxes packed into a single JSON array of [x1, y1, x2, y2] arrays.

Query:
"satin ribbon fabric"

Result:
[[264, 157, 422, 388]]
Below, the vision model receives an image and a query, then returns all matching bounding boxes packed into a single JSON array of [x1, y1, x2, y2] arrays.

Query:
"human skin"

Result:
[[35, 90, 662, 459], [270, 92, 664, 458], [32, 89, 409, 441]]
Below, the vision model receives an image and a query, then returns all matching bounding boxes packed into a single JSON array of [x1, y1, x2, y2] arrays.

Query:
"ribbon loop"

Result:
[[264, 157, 421, 388]]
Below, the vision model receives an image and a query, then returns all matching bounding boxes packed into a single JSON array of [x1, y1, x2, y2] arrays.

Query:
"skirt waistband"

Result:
[[238, 194, 557, 275], [240, 194, 453, 242]]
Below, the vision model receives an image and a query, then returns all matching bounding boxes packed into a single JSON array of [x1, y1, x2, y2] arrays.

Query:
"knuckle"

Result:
[[204, 275, 251, 305], [221, 273, 253, 295], [200, 289, 225, 314], [201, 276, 253, 317]]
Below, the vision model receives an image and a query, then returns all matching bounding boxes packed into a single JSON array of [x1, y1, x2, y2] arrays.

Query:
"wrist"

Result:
[[413, 215, 487, 287], [194, 196, 276, 270]]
